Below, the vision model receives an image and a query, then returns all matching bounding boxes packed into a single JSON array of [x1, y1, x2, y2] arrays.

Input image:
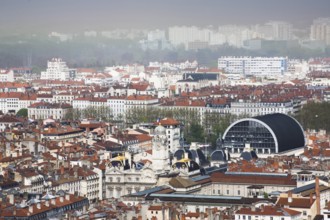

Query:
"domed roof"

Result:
[[173, 149, 193, 160], [240, 150, 258, 161], [210, 149, 227, 161], [173, 160, 200, 172], [155, 125, 166, 135]]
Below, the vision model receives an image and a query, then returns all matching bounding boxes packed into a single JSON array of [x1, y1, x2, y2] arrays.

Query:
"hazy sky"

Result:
[[1, 0, 330, 33]]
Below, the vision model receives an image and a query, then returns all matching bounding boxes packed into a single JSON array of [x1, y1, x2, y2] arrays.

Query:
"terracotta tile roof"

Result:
[[236, 206, 301, 216], [77, 68, 97, 73], [0, 115, 23, 123], [134, 134, 152, 142], [1, 194, 87, 217], [29, 102, 72, 108], [154, 118, 180, 126], [211, 172, 296, 186], [148, 205, 162, 211], [276, 197, 314, 209], [126, 95, 157, 101]]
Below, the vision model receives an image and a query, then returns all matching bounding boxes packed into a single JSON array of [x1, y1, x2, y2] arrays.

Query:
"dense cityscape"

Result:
[[1, 0, 330, 220]]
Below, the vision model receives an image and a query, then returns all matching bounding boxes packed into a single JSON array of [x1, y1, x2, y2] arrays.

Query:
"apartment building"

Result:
[[40, 58, 71, 80], [218, 56, 288, 76], [28, 102, 72, 120]]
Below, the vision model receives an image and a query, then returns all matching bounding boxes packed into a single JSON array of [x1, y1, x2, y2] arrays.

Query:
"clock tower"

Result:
[[152, 125, 170, 173]]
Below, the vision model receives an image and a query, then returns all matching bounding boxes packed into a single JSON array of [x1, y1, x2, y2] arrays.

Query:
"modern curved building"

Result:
[[223, 113, 305, 155]]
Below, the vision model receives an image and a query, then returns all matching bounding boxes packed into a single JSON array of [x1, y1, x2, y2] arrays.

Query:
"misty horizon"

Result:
[[1, 0, 330, 34]]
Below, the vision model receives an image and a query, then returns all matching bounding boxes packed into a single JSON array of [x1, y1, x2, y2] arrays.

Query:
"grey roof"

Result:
[[129, 186, 167, 197], [186, 73, 219, 81], [146, 193, 277, 205], [210, 149, 227, 161], [291, 183, 314, 194], [191, 175, 210, 182]]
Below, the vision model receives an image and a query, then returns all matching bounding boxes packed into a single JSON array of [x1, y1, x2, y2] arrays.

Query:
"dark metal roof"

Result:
[[240, 151, 258, 161], [210, 150, 227, 161], [186, 73, 219, 81], [291, 183, 316, 194], [146, 193, 276, 205], [253, 113, 305, 152]]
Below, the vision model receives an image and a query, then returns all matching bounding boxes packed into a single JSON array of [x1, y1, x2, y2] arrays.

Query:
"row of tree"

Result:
[[294, 101, 330, 132], [61, 101, 330, 147], [64, 106, 114, 122], [62, 105, 249, 147], [125, 107, 244, 147]]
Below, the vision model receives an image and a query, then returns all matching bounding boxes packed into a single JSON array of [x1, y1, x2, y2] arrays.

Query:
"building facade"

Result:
[[218, 56, 288, 76], [40, 58, 71, 80]]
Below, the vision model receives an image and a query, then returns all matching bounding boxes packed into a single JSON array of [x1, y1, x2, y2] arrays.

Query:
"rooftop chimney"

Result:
[[309, 193, 314, 206], [29, 205, 33, 213], [316, 176, 321, 215], [288, 191, 292, 203]]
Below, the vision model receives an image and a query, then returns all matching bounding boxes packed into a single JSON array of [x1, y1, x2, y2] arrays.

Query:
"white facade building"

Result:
[[218, 56, 288, 76], [310, 17, 330, 45], [230, 101, 295, 116], [0, 70, 14, 82], [41, 58, 70, 80], [107, 96, 126, 120], [28, 102, 72, 120], [0, 93, 37, 114], [266, 21, 293, 40], [168, 26, 211, 49]]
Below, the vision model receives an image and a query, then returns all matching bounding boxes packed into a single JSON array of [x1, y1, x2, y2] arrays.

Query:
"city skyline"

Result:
[[1, 0, 330, 33]]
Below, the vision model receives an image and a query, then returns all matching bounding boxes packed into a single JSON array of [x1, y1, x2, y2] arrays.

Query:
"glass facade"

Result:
[[224, 120, 276, 154]]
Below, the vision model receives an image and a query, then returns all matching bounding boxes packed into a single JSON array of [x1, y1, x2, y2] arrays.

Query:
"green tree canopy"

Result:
[[16, 108, 28, 117], [295, 101, 330, 132]]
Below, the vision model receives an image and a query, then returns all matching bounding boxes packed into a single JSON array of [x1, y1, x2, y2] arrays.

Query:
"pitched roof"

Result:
[[169, 177, 198, 188], [211, 172, 296, 186], [276, 197, 314, 209]]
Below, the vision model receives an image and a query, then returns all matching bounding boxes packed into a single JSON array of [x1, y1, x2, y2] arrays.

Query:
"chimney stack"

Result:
[[181, 213, 186, 220], [29, 205, 33, 213], [309, 193, 314, 206], [316, 176, 321, 215], [288, 191, 293, 203]]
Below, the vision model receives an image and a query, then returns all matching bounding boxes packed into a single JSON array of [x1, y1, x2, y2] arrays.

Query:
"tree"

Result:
[[295, 101, 330, 132], [186, 122, 204, 144], [16, 108, 28, 117]]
